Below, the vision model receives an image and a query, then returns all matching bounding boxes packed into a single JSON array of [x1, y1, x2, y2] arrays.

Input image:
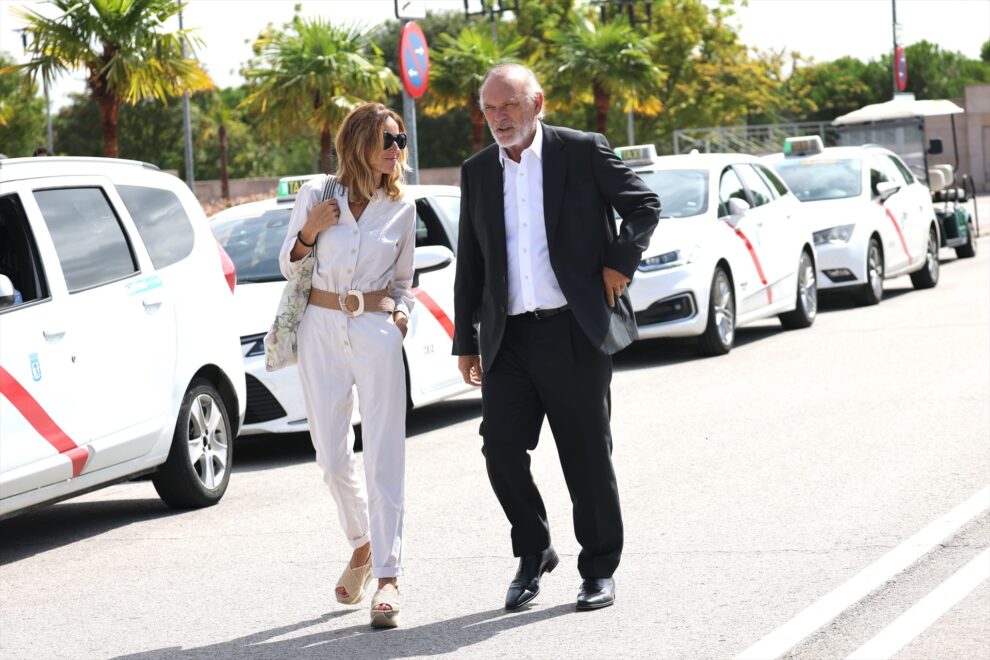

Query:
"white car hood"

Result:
[[797, 197, 867, 232], [233, 281, 284, 338], [641, 216, 718, 259]]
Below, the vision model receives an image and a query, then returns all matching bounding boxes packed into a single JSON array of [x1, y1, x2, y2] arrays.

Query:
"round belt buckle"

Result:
[[340, 290, 365, 317]]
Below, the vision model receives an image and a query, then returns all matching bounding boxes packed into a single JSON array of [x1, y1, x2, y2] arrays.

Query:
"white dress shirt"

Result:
[[279, 177, 417, 316], [499, 121, 568, 316]]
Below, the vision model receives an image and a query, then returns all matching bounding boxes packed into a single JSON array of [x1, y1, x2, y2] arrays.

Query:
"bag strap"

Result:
[[321, 174, 338, 202]]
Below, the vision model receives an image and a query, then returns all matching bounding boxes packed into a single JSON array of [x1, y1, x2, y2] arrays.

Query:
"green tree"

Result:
[[982, 40, 989, 63], [622, 0, 797, 150], [783, 56, 886, 122], [890, 40, 990, 99], [4, 0, 213, 158], [0, 52, 47, 156], [545, 16, 664, 134], [428, 26, 526, 152], [241, 13, 399, 173], [52, 92, 186, 170]]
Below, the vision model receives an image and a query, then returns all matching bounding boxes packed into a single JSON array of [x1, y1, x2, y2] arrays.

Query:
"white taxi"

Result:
[[617, 145, 818, 356], [210, 177, 472, 435], [1, 157, 246, 519], [765, 136, 940, 305]]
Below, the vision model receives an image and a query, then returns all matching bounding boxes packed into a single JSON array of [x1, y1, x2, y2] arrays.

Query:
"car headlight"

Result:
[[813, 224, 855, 245], [638, 247, 696, 272], [241, 333, 266, 358]]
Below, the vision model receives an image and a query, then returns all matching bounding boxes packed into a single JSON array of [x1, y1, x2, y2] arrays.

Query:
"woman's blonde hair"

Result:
[[335, 103, 407, 204]]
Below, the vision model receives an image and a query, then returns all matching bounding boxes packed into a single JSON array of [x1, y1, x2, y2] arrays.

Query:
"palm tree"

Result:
[[427, 26, 526, 153], [5, 0, 213, 158], [545, 16, 664, 134], [240, 16, 398, 174]]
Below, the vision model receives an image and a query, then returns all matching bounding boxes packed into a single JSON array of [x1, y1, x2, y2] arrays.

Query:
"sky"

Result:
[[1, 0, 988, 110]]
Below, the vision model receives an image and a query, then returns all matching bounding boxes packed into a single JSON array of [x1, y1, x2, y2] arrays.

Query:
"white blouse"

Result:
[[279, 176, 417, 316]]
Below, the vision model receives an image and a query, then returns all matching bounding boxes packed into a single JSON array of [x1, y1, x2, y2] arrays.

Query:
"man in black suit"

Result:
[[453, 63, 661, 611]]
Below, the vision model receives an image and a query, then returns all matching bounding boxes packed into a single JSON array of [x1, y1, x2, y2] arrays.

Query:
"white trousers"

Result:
[[297, 305, 406, 578]]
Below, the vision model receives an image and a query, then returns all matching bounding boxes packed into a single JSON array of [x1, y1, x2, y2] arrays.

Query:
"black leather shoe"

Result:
[[504, 546, 559, 610], [576, 577, 615, 610]]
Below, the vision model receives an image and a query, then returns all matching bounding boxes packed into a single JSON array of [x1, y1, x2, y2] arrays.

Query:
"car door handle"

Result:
[[142, 298, 163, 313], [43, 328, 66, 341]]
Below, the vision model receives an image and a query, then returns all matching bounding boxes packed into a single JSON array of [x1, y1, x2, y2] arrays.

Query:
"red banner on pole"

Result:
[[895, 47, 908, 91]]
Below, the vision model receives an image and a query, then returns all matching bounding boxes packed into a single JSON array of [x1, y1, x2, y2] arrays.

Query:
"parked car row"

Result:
[[0, 133, 967, 519], [615, 135, 947, 356]]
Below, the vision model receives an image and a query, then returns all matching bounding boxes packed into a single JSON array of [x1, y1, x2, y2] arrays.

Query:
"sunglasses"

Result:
[[383, 131, 407, 150]]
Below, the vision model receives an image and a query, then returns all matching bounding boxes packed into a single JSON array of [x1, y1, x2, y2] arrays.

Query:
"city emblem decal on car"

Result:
[[30, 353, 41, 381], [127, 274, 163, 296]]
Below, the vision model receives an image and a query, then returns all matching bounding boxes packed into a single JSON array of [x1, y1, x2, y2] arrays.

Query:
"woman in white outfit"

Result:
[[279, 103, 415, 628]]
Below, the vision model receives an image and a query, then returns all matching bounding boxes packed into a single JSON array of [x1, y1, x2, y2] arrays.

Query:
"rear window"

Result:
[[773, 159, 863, 201], [636, 169, 709, 218], [34, 187, 138, 292], [117, 185, 195, 269], [212, 208, 291, 283]]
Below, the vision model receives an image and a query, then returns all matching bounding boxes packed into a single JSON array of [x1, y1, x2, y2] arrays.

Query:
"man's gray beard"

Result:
[[491, 118, 538, 149]]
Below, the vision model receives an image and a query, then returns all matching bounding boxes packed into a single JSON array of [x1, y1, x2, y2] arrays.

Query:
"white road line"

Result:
[[735, 486, 990, 660], [846, 547, 990, 660]]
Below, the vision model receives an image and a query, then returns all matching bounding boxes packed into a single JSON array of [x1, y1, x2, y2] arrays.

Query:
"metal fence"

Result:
[[672, 121, 838, 156]]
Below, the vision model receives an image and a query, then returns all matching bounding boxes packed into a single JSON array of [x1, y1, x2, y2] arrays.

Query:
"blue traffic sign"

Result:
[[399, 22, 430, 99]]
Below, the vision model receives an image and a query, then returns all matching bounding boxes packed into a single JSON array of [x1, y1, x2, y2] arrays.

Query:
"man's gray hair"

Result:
[[479, 63, 546, 119]]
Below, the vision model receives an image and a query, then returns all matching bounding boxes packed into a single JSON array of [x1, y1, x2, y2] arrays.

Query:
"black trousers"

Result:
[[480, 310, 623, 579]]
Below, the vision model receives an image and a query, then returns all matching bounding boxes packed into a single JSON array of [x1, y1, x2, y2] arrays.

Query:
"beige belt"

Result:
[[309, 286, 395, 317]]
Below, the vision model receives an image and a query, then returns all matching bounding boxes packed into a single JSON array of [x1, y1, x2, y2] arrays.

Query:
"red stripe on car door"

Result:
[[878, 202, 913, 262], [412, 289, 455, 340], [734, 228, 773, 304], [0, 366, 90, 477]]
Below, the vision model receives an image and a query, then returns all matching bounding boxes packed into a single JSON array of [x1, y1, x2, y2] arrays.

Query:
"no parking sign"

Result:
[[399, 22, 430, 99]]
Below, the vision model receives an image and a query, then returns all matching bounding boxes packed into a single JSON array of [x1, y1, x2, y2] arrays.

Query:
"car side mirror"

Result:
[[412, 245, 454, 287], [875, 180, 900, 201], [721, 197, 750, 227], [927, 138, 943, 155], [0, 274, 15, 309]]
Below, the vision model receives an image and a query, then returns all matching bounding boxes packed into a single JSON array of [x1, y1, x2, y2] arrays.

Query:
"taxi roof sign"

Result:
[[615, 144, 658, 166], [277, 175, 319, 199], [783, 135, 824, 157]]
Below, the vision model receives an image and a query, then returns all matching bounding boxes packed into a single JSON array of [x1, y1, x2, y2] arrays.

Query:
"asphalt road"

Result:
[[2, 235, 988, 659]]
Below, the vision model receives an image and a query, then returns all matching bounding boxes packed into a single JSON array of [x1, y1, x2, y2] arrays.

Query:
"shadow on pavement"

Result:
[[614, 323, 785, 372], [0, 497, 180, 565], [112, 604, 573, 659]]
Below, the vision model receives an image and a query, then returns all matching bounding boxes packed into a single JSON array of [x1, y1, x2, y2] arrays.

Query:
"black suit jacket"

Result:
[[452, 123, 661, 367]]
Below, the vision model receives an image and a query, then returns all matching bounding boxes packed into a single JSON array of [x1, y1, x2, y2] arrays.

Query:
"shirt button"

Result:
[[347, 268, 353, 274], [350, 249, 356, 254]]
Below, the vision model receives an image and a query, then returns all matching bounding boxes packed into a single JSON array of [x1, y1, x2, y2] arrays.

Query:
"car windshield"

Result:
[[212, 208, 292, 283], [635, 169, 709, 217], [773, 158, 863, 201]]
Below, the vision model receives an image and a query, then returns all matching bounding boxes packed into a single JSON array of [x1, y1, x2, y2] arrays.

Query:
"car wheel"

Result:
[[910, 226, 940, 289], [697, 266, 734, 356], [955, 222, 976, 259], [779, 250, 817, 329], [855, 237, 884, 306], [153, 378, 233, 509]]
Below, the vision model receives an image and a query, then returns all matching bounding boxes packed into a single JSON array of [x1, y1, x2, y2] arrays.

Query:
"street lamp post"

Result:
[[596, 0, 652, 146], [17, 28, 54, 153], [891, 0, 899, 97], [178, 7, 195, 191]]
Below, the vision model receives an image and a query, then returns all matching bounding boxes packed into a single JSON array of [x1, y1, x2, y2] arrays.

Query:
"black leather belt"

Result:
[[512, 304, 570, 320]]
